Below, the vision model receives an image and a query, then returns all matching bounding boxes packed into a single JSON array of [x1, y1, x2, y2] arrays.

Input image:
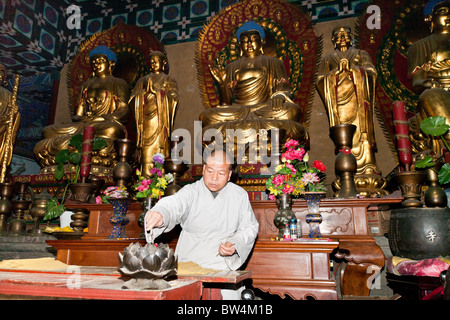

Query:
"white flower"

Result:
[[165, 173, 174, 184]]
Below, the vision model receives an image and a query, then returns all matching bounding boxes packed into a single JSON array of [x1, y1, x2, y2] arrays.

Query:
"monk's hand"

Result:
[[271, 95, 284, 112], [218, 242, 236, 256], [145, 210, 164, 231]]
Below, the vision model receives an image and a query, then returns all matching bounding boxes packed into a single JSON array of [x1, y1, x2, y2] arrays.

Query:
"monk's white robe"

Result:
[[147, 178, 259, 271]]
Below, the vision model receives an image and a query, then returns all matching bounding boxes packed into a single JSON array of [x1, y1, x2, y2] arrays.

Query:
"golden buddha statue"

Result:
[[199, 21, 308, 157], [316, 26, 387, 197], [408, 0, 450, 159], [129, 51, 179, 178], [0, 64, 20, 182], [34, 46, 131, 172]]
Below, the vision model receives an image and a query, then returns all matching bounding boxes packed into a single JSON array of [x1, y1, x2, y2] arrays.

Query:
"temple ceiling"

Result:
[[1, 0, 368, 78], [0, 0, 368, 158]]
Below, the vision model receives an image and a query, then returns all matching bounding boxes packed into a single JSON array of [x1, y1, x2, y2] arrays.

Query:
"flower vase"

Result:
[[304, 192, 326, 238], [137, 197, 156, 239], [108, 198, 131, 239], [273, 194, 296, 238]]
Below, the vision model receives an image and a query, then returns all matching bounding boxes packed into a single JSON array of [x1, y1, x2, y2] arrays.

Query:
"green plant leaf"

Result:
[[438, 163, 450, 185], [68, 151, 82, 165], [420, 116, 450, 137], [415, 156, 434, 168], [43, 198, 66, 221], [93, 137, 107, 150], [70, 134, 83, 152], [55, 149, 69, 164], [54, 162, 65, 181]]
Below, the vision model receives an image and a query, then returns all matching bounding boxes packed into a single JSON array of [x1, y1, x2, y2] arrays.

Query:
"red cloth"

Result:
[[388, 256, 450, 277]]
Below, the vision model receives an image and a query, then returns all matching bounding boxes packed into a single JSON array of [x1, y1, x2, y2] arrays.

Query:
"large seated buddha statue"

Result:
[[407, 0, 450, 159], [199, 21, 308, 156], [34, 46, 130, 171]]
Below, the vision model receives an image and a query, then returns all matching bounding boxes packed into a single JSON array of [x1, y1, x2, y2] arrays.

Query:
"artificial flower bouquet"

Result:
[[266, 139, 327, 200], [96, 185, 129, 204], [132, 153, 174, 200]]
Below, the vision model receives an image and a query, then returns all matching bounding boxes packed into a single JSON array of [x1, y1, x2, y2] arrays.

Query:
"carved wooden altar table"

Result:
[[0, 267, 203, 300], [245, 237, 339, 300], [46, 197, 402, 299], [249, 197, 402, 298]]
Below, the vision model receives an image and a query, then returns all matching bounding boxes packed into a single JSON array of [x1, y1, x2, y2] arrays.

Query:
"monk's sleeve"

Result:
[[224, 193, 259, 270], [147, 185, 192, 239]]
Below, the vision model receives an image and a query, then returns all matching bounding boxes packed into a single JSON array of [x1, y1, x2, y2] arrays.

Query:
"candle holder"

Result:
[[163, 159, 188, 196], [68, 208, 89, 232], [9, 199, 30, 235], [392, 170, 426, 208], [14, 181, 31, 201], [163, 136, 188, 196], [29, 189, 52, 234], [88, 175, 105, 203], [330, 124, 358, 198], [113, 139, 136, 188], [0, 183, 14, 233], [69, 182, 97, 203]]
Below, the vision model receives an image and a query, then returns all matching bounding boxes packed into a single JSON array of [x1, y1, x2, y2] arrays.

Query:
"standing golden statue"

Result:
[[34, 46, 131, 172], [0, 65, 20, 183], [129, 51, 179, 178], [408, 0, 450, 159], [199, 21, 308, 155], [316, 26, 386, 197]]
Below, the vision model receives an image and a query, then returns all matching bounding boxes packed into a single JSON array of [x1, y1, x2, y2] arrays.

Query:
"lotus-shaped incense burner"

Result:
[[118, 242, 177, 290]]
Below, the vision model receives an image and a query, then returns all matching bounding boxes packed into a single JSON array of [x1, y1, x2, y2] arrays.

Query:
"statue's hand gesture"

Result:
[[338, 58, 350, 74], [271, 94, 285, 112], [209, 64, 226, 86]]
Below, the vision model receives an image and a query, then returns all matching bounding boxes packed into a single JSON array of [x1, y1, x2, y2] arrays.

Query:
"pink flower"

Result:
[[150, 168, 162, 177], [284, 139, 299, 149], [272, 174, 284, 187], [302, 172, 320, 185], [281, 147, 305, 162], [284, 163, 296, 173], [141, 179, 152, 186], [268, 194, 275, 201], [282, 184, 295, 194], [95, 196, 102, 204], [137, 184, 149, 192]]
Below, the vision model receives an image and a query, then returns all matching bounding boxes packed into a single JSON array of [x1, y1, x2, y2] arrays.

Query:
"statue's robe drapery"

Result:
[[408, 33, 450, 90], [130, 72, 178, 176], [407, 31, 450, 157], [200, 54, 307, 145]]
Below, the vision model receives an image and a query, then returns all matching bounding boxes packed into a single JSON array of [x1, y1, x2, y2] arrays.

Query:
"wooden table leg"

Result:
[[334, 239, 385, 296]]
